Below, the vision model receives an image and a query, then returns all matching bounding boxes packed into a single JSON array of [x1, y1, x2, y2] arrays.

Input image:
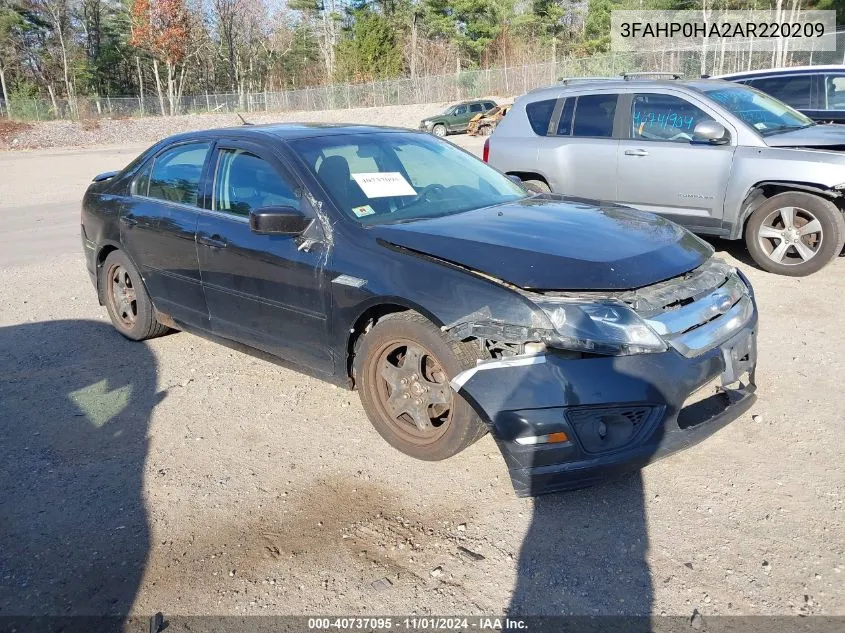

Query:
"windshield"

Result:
[[701, 84, 814, 135], [290, 132, 527, 225]]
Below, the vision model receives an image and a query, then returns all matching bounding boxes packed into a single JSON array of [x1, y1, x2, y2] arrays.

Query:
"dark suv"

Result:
[[419, 99, 497, 137], [718, 65, 845, 124]]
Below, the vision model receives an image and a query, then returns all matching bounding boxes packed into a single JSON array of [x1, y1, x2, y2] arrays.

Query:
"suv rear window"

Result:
[[525, 98, 557, 135], [572, 94, 617, 138]]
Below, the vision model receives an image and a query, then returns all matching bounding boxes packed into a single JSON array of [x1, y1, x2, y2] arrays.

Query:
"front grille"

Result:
[[626, 259, 754, 358]]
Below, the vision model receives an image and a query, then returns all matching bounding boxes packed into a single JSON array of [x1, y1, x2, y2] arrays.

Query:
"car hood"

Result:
[[372, 196, 713, 291], [764, 123, 845, 148]]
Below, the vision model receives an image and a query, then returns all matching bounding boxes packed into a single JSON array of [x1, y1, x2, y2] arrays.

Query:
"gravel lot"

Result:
[[0, 101, 510, 151], [0, 127, 843, 622]]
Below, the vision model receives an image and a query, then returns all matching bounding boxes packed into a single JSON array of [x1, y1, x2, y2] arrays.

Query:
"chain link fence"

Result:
[[2, 40, 843, 121]]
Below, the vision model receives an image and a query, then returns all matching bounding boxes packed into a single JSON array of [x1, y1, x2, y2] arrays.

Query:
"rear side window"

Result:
[[631, 93, 714, 142], [132, 161, 153, 196], [825, 74, 845, 110], [572, 94, 618, 138], [483, 101, 496, 110], [147, 142, 211, 206], [747, 75, 811, 109], [525, 98, 557, 135]]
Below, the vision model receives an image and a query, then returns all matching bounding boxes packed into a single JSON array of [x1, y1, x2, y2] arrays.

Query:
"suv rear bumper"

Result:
[[451, 315, 757, 497]]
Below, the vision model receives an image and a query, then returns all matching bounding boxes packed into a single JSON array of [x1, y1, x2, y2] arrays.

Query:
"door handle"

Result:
[[198, 234, 228, 248], [624, 149, 649, 157], [120, 214, 138, 227]]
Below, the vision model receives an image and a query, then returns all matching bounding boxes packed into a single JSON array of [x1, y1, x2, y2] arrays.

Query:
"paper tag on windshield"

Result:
[[352, 172, 417, 198]]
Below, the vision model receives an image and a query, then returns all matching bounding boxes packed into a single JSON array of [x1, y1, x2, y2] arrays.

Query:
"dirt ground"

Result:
[[0, 133, 843, 622]]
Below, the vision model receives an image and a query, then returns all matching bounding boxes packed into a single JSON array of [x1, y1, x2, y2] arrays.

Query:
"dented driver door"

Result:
[[196, 139, 333, 373]]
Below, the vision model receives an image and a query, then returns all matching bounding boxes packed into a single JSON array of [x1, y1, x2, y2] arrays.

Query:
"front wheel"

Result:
[[432, 124, 447, 138], [745, 192, 845, 276], [356, 312, 487, 461]]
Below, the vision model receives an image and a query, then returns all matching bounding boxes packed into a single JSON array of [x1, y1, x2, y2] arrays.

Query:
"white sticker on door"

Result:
[[351, 172, 417, 198]]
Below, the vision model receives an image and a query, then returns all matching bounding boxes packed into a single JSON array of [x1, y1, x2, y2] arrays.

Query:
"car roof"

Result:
[[717, 64, 845, 79], [525, 77, 738, 99], [162, 122, 414, 145]]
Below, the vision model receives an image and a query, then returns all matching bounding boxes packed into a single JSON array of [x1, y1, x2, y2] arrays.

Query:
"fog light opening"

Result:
[[515, 431, 569, 446]]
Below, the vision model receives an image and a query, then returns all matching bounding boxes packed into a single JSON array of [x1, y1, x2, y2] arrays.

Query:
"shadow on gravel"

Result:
[[0, 319, 162, 621], [508, 474, 652, 620], [703, 237, 757, 269]]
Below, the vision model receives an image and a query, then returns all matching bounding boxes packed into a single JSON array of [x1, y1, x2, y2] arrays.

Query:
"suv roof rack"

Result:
[[622, 72, 682, 80], [557, 77, 614, 85]]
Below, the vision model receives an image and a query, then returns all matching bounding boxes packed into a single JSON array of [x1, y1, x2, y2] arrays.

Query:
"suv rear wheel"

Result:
[[523, 179, 551, 194], [745, 191, 845, 276]]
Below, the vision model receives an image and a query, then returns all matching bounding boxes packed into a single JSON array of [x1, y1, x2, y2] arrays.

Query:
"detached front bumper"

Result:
[[451, 318, 757, 497]]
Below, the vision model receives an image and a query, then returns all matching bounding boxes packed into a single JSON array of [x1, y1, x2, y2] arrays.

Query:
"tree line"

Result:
[[0, 0, 840, 117]]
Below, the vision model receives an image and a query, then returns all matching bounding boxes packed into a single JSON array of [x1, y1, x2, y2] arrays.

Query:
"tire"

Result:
[[432, 124, 447, 138], [745, 192, 845, 277], [356, 311, 488, 461], [523, 179, 551, 194], [100, 250, 169, 341]]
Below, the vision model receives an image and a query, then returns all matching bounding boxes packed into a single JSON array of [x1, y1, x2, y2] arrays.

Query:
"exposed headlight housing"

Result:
[[533, 299, 668, 356]]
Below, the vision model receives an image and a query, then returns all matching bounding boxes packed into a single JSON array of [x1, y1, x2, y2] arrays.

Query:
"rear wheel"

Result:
[[745, 192, 845, 276], [356, 312, 487, 461], [432, 124, 447, 138], [101, 250, 169, 340], [523, 179, 551, 194]]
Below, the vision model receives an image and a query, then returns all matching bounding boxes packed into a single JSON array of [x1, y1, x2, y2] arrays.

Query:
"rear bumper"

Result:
[[81, 225, 97, 290], [452, 316, 758, 497]]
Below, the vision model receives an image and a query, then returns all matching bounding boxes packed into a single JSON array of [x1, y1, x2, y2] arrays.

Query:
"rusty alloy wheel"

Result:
[[368, 338, 455, 446], [106, 263, 138, 330]]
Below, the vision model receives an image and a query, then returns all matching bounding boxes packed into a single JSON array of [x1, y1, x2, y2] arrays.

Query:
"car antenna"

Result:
[[236, 112, 253, 126]]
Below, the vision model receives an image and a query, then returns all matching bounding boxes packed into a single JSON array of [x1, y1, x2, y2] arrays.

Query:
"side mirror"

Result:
[[249, 206, 312, 235], [693, 120, 730, 145]]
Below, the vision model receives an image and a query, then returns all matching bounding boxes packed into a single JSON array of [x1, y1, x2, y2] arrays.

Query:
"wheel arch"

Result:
[[506, 171, 551, 188], [735, 180, 843, 239], [343, 298, 445, 389], [94, 240, 122, 304]]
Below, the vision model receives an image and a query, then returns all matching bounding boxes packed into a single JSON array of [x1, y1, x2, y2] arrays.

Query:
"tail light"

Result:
[[482, 138, 490, 162]]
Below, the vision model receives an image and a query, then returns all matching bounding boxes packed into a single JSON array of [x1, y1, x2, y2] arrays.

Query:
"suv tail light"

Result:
[[482, 138, 490, 162]]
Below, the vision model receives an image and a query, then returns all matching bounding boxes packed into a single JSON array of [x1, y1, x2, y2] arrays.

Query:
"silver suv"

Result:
[[486, 76, 845, 276]]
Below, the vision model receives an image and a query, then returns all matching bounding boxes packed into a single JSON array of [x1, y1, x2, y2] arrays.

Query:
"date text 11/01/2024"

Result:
[[307, 617, 528, 630]]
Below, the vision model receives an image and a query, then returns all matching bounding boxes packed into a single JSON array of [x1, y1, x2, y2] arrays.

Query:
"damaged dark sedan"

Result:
[[81, 124, 758, 496]]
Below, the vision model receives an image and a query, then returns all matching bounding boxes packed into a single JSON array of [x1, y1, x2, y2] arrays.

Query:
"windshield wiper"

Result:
[[764, 123, 816, 136]]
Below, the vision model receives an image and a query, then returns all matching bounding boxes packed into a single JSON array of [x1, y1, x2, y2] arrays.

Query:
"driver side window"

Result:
[[213, 149, 299, 217], [631, 93, 714, 143], [454, 105, 467, 115]]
